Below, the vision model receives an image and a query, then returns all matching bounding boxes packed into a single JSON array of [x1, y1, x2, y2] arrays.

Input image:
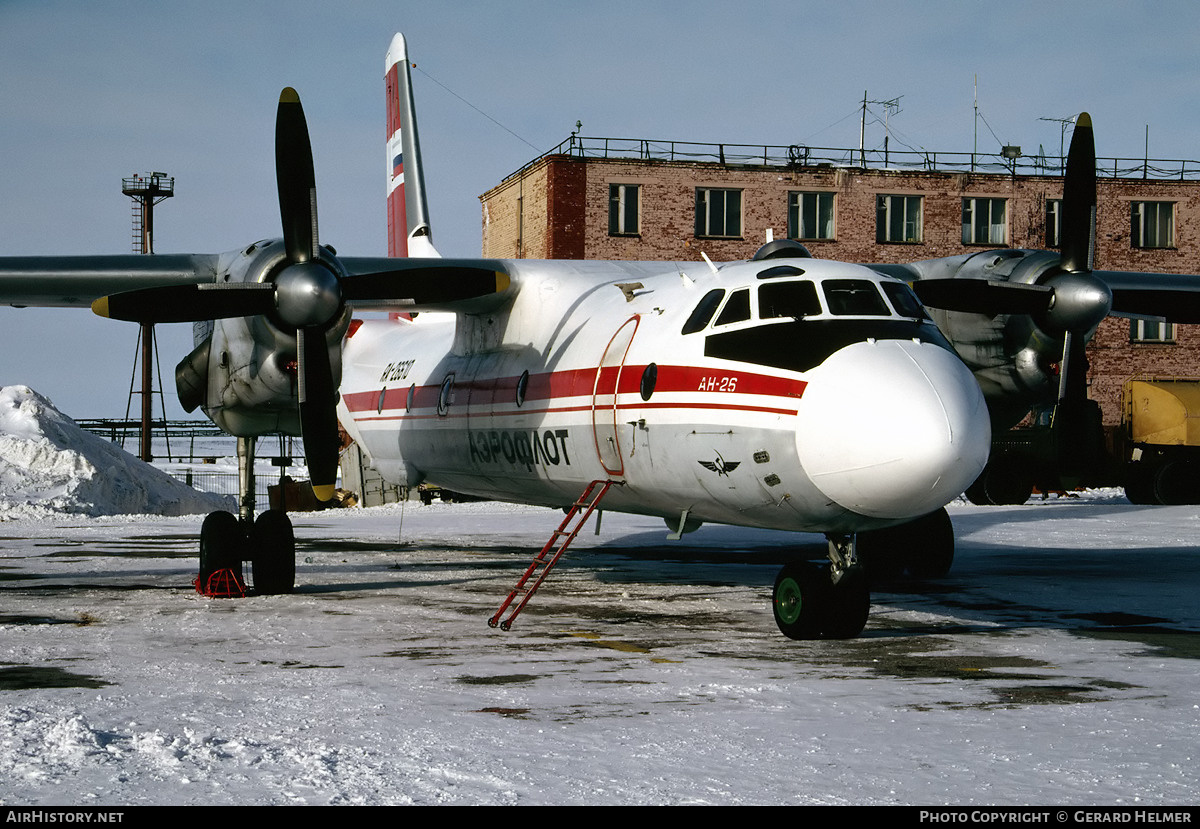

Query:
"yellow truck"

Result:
[[1120, 376, 1200, 505]]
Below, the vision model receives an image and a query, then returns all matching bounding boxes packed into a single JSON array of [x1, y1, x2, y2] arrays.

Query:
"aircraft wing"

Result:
[[0, 254, 219, 308]]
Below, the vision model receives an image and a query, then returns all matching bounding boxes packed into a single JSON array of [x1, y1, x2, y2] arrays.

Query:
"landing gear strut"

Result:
[[196, 436, 296, 596], [772, 533, 870, 640]]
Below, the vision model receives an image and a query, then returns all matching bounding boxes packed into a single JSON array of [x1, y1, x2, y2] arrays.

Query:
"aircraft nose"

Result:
[[794, 339, 991, 520]]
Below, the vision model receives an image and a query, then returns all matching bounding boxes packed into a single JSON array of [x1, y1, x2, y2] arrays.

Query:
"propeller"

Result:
[[910, 114, 1112, 471], [913, 113, 1112, 336], [91, 87, 510, 503], [912, 113, 1113, 380]]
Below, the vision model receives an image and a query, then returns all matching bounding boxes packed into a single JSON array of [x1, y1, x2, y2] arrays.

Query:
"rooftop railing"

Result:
[[500, 135, 1200, 184]]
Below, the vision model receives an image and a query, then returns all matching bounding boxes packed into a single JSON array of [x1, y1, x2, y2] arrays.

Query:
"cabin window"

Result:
[[608, 184, 640, 236], [962, 197, 1008, 245], [695, 188, 742, 238], [759, 281, 821, 319], [788, 191, 835, 240], [640, 363, 658, 401], [714, 288, 752, 326], [437, 375, 454, 416], [516, 370, 530, 406], [822, 280, 890, 316], [682, 289, 725, 334], [1131, 201, 1174, 249]]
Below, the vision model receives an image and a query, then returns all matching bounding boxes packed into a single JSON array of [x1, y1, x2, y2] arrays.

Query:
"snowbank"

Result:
[[0, 385, 232, 519]]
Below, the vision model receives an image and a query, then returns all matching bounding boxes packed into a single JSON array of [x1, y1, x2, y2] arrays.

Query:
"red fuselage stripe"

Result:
[[343, 364, 806, 418]]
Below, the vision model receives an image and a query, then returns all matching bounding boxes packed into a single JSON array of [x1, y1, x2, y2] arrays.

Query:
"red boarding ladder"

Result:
[[489, 479, 621, 631]]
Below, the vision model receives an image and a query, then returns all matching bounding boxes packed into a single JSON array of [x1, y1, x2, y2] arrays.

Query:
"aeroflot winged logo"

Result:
[[698, 453, 741, 477]]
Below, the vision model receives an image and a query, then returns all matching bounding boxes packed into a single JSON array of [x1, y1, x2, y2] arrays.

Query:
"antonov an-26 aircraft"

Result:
[[4, 33, 1200, 640]]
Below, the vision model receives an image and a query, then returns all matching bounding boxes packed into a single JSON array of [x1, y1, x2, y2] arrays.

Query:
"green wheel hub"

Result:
[[775, 576, 804, 625]]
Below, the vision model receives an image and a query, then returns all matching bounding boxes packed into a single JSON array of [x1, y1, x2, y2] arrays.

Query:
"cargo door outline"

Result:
[[592, 316, 640, 476]]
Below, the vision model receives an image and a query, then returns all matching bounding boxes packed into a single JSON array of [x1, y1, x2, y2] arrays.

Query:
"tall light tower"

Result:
[[121, 172, 174, 461]]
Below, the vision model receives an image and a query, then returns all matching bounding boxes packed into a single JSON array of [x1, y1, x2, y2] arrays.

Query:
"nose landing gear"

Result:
[[772, 533, 870, 640]]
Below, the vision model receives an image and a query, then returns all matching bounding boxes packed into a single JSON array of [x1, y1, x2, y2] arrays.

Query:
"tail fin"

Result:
[[385, 33, 438, 258]]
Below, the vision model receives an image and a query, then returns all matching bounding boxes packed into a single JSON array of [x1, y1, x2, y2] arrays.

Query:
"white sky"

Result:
[[3, 0, 1200, 418]]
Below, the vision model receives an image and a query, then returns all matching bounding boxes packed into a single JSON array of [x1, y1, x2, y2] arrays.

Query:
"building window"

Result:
[[1046, 199, 1062, 248], [876, 195, 922, 243], [1130, 319, 1176, 343], [1131, 201, 1174, 249], [788, 192, 835, 240], [608, 183, 640, 236], [962, 198, 1007, 245], [695, 188, 742, 238]]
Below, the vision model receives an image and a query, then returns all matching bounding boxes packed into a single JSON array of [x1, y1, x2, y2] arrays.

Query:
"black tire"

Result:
[[199, 511, 244, 588], [964, 474, 991, 506], [251, 509, 296, 595], [1152, 460, 1200, 505], [980, 459, 1033, 506], [1123, 463, 1155, 505], [772, 563, 826, 640], [857, 508, 954, 580], [821, 565, 870, 639], [905, 508, 955, 578]]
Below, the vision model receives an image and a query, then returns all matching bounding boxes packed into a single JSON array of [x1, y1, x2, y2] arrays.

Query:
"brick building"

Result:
[[479, 137, 1200, 426]]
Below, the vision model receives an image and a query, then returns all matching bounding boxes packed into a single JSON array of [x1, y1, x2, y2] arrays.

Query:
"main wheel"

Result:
[[822, 565, 870, 639], [857, 508, 954, 580], [772, 563, 826, 640], [251, 509, 296, 595], [905, 508, 955, 578], [199, 510, 244, 589]]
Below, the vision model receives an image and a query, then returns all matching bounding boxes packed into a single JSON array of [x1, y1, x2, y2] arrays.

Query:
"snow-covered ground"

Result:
[[1, 385, 1197, 805], [1, 496, 1198, 806]]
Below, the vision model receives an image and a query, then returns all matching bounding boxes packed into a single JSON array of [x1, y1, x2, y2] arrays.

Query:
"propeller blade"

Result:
[[276, 87, 319, 264], [92, 282, 276, 323], [912, 278, 1053, 316], [1060, 113, 1096, 274], [341, 263, 510, 306], [296, 327, 340, 502]]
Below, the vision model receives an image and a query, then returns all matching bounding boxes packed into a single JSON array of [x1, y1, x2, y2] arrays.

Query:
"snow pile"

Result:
[[0, 385, 232, 519]]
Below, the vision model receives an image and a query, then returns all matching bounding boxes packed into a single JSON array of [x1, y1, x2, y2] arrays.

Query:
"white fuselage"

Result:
[[337, 257, 991, 536]]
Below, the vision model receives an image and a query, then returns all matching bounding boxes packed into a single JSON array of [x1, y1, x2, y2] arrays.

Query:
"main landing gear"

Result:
[[196, 436, 296, 597], [770, 508, 955, 639]]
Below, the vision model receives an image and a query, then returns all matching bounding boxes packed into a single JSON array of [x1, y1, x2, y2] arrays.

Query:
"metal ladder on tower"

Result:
[[489, 479, 621, 631]]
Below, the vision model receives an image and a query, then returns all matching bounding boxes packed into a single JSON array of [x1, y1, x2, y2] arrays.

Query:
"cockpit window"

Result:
[[880, 281, 930, 320], [682, 288, 725, 334], [714, 288, 751, 326], [823, 279, 890, 316], [706, 319, 954, 374], [759, 280, 822, 319]]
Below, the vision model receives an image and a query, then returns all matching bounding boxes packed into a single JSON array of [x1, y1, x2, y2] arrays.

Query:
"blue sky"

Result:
[[4, 0, 1200, 418]]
